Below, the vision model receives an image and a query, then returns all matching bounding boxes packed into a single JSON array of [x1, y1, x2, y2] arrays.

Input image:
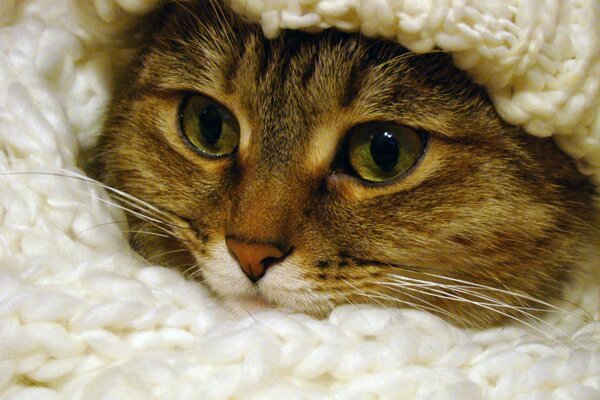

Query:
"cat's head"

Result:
[[92, 1, 597, 328]]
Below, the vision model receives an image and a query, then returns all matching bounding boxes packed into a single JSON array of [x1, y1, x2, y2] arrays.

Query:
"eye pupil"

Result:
[[181, 94, 239, 158], [345, 122, 425, 183], [370, 131, 399, 172], [199, 105, 222, 144]]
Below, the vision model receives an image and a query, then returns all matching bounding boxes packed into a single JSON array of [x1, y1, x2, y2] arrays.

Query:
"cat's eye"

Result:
[[179, 94, 240, 157], [346, 122, 425, 183]]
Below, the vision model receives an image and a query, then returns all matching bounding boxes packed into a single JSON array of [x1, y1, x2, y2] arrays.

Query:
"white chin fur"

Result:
[[198, 243, 316, 313]]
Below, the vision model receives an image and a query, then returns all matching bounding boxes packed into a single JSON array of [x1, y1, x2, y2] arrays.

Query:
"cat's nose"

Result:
[[225, 238, 289, 283]]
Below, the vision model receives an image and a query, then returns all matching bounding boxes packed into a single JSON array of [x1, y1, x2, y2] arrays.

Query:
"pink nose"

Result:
[[225, 238, 287, 283]]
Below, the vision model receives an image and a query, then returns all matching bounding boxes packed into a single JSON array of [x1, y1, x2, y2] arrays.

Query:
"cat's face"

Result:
[[93, 1, 597, 328]]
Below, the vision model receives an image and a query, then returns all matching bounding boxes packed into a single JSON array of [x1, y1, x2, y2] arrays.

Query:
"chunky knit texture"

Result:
[[0, 0, 599, 399]]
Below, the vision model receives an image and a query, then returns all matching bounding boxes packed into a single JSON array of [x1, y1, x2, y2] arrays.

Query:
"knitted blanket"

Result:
[[0, 0, 599, 399]]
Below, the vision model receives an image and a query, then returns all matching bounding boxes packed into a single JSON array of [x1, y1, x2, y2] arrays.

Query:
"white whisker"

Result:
[[378, 277, 571, 348], [386, 272, 574, 316], [88, 194, 179, 239]]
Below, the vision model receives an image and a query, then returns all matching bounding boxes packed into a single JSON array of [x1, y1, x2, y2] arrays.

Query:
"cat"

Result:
[[89, 0, 598, 328]]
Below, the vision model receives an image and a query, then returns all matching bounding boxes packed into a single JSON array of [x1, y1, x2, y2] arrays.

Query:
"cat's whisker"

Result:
[[362, 288, 470, 327], [338, 281, 451, 324], [123, 229, 172, 239], [53, 168, 191, 232], [185, 260, 209, 281], [151, 247, 191, 260], [388, 280, 529, 320], [88, 191, 190, 233], [194, 274, 210, 285], [181, 263, 198, 276], [1, 171, 189, 232], [332, 288, 358, 308], [381, 277, 554, 313], [378, 277, 571, 344], [417, 272, 580, 316], [341, 280, 388, 309], [381, 275, 557, 328], [75, 174, 186, 227], [385, 268, 576, 316], [88, 194, 181, 239], [190, 270, 204, 280], [357, 258, 576, 318], [127, 220, 168, 245], [56, 170, 174, 219], [142, 247, 192, 267], [104, 191, 185, 229], [340, 278, 470, 326], [341, 278, 471, 326], [130, 226, 165, 245], [74, 220, 129, 235], [490, 272, 593, 320], [186, 264, 205, 281], [380, 287, 474, 326], [381, 280, 536, 319], [78, 193, 185, 245]]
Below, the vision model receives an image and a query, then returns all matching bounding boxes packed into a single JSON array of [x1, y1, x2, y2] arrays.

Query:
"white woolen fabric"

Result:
[[0, 0, 599, 399]]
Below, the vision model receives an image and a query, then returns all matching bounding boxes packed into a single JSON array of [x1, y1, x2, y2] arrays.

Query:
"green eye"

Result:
[[180, 94, 240, 157], [347, 122, 425, 182]]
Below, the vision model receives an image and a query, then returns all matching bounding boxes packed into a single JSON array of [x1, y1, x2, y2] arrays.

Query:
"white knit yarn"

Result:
[[0, 0, 599, 399]]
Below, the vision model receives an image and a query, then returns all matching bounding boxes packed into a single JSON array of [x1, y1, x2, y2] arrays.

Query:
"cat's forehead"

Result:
[[138, 2, 500, 169], [146, 8, 408, 108]]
